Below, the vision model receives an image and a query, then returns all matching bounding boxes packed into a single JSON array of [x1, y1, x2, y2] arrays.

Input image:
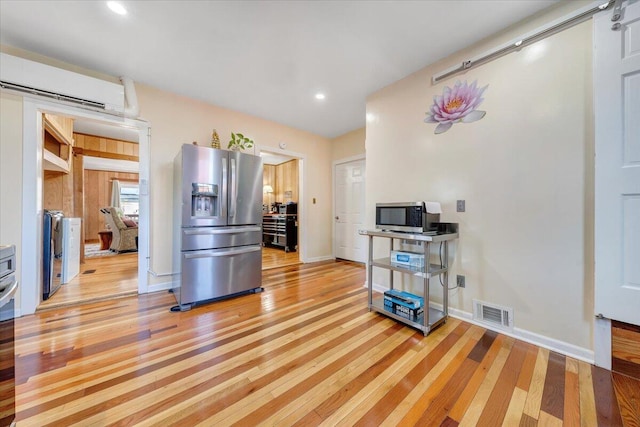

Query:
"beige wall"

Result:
[[331, 127, 365, 161], [135, 83, 334, 281], [0, 47, 335, 301], [366, 3, 594, 350], [0, 92, 23, 308]]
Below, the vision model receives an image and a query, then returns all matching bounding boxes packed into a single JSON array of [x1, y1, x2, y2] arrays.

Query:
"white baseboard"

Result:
[[369, 282, 594, 364], [304, 255, 335, 263], [147, 280, 174, 294]]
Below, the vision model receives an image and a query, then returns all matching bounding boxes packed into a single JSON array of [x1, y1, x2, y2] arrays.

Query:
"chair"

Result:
[[100, 207, 138, 253]]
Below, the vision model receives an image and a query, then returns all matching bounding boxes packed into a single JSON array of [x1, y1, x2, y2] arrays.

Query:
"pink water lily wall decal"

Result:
[[424, 80, 488, 134]]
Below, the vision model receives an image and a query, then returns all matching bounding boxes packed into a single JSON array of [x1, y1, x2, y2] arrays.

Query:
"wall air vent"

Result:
[[472, 299, 514, 331]]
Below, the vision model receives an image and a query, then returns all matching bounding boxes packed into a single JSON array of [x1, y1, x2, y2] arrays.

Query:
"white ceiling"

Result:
[[0, 1, 559, 138]]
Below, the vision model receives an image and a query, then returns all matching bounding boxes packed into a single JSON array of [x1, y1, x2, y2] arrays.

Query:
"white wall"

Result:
[[0, 92, 23, 310], [366, 6, 594, 351]]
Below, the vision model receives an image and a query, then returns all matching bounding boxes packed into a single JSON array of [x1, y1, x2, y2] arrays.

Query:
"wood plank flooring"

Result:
[[262, 246, 301, 270], [612, 320, 640, 381], [37, 253, 138, 311], [16, 261, 639, 426], [38, 247, 300, 311]]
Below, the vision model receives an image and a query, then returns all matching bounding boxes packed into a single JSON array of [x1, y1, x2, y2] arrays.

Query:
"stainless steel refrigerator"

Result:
[[172, 144, 263, 311], [43, 209, 64, 300]]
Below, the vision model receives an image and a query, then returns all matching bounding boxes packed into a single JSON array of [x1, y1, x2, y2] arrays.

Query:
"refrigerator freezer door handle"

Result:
[[183, 226, 262, 235], [222, 157, 228, 217], [184, 245, 261, 259], [230, 158, 237, 218], [0, 278, 18, 308]]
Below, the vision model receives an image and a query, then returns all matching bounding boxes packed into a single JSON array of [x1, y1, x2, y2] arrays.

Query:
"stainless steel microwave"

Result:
[[375, 202, 440, 233]]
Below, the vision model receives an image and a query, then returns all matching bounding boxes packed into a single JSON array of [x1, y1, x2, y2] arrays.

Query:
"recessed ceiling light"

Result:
[[315, 93, 326, 100], [107, 1, 127, 15]]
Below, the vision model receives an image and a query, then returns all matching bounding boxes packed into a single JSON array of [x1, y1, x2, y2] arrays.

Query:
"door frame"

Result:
[[332, 154, 366, 261], [21, 97, 150, 315], [257, 146, 306, 262]]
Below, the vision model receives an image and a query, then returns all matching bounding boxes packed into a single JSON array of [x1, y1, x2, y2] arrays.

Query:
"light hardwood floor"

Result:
[[38, 247, 300, 311], [262, 246, 301, 270], [37, 252, 138, 311], [16, 261, 639, 426]]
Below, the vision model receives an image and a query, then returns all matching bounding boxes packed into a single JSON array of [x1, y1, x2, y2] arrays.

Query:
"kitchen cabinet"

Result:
[[361, 228, 458, 336]]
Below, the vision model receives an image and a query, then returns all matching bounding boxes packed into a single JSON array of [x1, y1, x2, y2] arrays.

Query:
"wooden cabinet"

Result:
[[44, 113, 74, 145], [43, 113, 74, 173]]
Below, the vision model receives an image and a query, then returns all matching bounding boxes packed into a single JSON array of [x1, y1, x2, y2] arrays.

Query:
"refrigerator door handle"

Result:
[[0, 278, 18, 309], [222, 156, 228, 217], [230, 157, 237, 218], [183, 226, 262, 235], [184, 245, 261, 259]]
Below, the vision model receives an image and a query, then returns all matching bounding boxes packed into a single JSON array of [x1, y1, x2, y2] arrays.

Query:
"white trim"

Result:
[[370, 281, 594, 363], [20, 97, 150, 315], [594, 317, 611, 369], [305, 255, 335, 263], [332, 154, 367, 262], [137, 125, 150, 294], [147, 280, 174, 294], [257, 144, 307, 263], [21, 99, 42, 316]]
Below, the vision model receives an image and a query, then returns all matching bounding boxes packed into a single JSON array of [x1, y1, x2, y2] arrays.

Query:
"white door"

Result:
[[334, 159, 366, 262], [594, 1, 640, 326]]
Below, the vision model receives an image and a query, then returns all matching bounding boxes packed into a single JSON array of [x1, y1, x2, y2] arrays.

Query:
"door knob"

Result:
[[335, 216, 339, 220]]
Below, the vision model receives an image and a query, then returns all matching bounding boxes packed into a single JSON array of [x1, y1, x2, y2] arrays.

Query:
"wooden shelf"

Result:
[[44, 113, 73, 146], [43, 148, 70, 173], [42, 113, 74, 173]]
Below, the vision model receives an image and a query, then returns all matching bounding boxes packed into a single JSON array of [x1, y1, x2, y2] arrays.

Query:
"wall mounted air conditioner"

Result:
[[0, 52, 125, 114]]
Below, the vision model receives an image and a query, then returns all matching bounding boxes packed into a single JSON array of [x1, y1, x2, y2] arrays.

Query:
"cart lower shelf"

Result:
[[369, 298, 447, 335]]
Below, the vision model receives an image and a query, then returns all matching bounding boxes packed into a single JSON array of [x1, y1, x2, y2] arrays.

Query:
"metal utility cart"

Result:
[[361, 227, 458, 336]]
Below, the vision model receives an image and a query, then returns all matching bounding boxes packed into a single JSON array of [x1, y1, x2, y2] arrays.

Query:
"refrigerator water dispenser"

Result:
[[191, 183, 218, 217]]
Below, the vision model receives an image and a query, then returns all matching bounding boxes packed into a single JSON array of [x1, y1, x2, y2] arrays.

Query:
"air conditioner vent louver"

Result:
[[0, 81, 106, 109], [473, 299, 513, 331]]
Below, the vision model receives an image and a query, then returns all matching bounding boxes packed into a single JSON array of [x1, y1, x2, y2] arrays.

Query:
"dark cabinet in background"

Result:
[[263, 215, 297, 252]]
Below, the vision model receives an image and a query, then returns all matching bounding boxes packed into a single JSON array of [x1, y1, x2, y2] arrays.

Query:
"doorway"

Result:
[[38, 118, 141, 310], [20, 98, 149, 316], [260, 150, 302, 269]]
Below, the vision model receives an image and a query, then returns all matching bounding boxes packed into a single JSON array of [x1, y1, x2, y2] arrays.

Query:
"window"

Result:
[[119, 183, 139, 217]]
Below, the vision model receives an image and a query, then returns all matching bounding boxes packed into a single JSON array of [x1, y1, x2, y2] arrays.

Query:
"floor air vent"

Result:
[[472, 299, 513, 331]]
